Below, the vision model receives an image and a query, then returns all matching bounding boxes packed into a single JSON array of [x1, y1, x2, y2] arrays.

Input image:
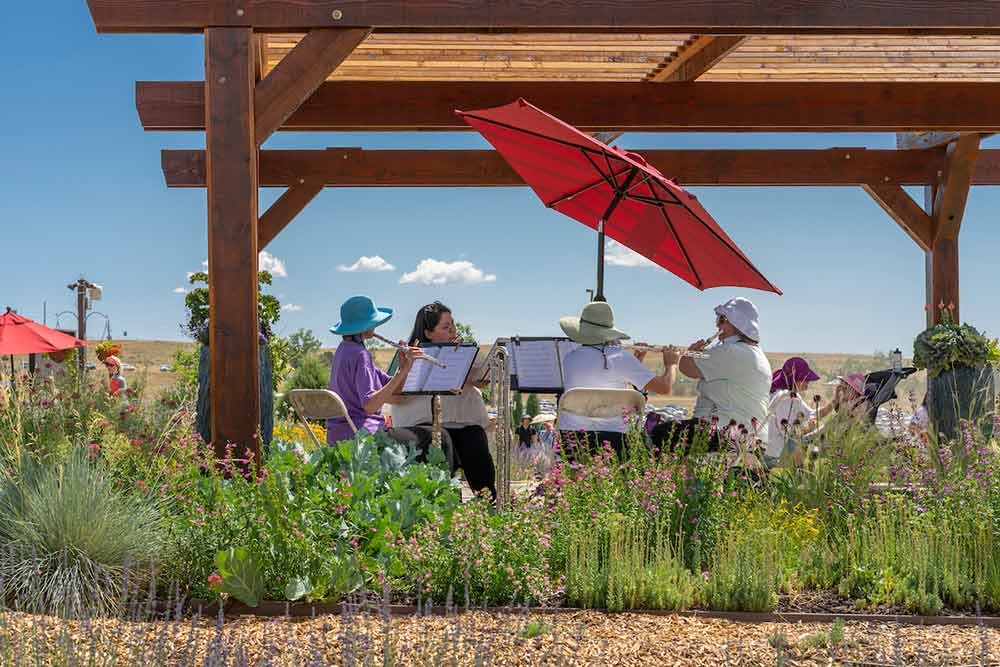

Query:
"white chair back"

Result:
[[558, 387, 646, 422], [287, 389, 357, 447]]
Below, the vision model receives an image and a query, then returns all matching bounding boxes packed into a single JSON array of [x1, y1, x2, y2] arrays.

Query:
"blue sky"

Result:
[[2, 2, 999, 355]]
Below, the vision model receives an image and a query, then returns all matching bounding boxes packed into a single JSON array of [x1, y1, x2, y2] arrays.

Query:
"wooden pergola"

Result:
[[85, 1, 1000, 459]]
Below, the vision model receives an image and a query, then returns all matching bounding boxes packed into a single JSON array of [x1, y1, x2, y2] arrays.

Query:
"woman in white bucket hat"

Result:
[[651, 297, 772, 454]]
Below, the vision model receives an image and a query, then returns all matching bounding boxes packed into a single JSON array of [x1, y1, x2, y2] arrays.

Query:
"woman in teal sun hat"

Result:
[[326, 295, 426, 444]]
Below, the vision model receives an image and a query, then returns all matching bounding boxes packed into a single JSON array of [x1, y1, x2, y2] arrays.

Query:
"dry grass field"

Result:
[[9, 341, 924, 411]]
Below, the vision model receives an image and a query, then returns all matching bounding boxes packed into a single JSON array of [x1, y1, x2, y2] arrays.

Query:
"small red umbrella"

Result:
[[457, 99, 781, 300], [0, 309, 87, 376]]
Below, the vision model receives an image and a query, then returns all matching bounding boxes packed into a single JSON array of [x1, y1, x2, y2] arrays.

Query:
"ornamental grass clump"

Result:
[[565, 514, 698, 611], [0, 451, 165, 618]]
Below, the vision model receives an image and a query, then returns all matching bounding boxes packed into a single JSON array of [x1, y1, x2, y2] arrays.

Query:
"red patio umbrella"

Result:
[[0, 309, 87, 377], [457, 99, 781, 300]]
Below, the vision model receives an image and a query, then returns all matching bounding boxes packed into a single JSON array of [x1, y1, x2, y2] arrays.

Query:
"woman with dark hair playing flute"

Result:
[[390, 301, 497, 501]]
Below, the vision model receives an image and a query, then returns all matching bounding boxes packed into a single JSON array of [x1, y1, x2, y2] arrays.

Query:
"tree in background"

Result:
[[288, 329, 322, 368], [525, 393, 540, 419], [456, 321, 476, 343], [512, 392, 524, 425]]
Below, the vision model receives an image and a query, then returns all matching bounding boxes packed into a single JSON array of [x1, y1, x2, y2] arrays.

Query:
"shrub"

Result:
[[0, 452, 165, 618]]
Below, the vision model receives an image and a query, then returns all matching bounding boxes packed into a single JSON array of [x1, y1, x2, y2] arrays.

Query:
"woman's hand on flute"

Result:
[[397, 343, 427, 371], [688, 339, 709, 353], [661, 346, 682, 367]]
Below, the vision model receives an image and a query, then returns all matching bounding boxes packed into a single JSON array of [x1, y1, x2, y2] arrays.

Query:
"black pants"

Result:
[[558, 430, 626, 460], [405, 424, 497, 501], [649, 419, 722, 454]]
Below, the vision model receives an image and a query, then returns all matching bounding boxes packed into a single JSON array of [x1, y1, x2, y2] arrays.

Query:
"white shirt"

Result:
[[388, 387, 489, 430], [693, 336, 771, 440], [559, 344, 656, 433], [765, 390, 815, 459]]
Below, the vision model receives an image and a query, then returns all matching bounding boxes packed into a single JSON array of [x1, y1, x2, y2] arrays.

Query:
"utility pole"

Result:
[[67, 278, 99, 377]]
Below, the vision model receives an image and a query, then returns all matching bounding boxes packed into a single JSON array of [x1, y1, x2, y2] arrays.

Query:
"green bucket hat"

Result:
[[559, 301, 630, 345]]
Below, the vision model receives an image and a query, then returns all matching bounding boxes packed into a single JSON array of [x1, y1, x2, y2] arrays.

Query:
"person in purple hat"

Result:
[[326, 295, 427, 445], [765, 357, 835, 466]]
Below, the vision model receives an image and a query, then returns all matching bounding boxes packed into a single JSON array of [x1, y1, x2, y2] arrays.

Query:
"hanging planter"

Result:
[[913, 305, 999, 441]]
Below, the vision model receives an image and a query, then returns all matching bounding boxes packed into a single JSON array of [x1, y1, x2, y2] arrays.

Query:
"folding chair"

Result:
[[287, 389, 356, 448], [558, 388, 647, 426]]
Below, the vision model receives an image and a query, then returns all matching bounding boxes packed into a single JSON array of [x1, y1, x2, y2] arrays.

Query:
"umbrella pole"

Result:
[[595, 220, 607, 302], [594, 168, 639, 303]]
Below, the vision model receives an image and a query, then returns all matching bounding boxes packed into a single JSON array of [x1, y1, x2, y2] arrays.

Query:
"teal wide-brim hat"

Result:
[[330, 295, 393, 336]]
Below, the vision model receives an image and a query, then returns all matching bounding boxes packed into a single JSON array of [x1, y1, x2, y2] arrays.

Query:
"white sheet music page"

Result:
[[422, 345, 478, 392], [400, 355, 436, 393], [513, 340, 562, 389]]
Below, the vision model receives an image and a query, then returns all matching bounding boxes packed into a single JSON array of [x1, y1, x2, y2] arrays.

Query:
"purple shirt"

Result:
[[326, 340, 391, 444]]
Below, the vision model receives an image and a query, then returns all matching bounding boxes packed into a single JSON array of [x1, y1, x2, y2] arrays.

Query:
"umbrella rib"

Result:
[[459, 112, 625, 165], [657, 204, 704, 289], [547, 165, 633, 208]]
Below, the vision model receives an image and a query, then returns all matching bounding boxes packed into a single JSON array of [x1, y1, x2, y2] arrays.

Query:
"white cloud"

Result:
[[605, 240, 656, 268], [399, 259, 497, 286], [337, 255, 396, 273], [258, 251, 287, 278], [282, 303, 303, 312], [172, 287, 187, 294], [201, 260, 208, 269], [186, 271, 195, 280]]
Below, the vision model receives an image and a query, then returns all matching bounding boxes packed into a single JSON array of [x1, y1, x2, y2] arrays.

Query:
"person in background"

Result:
[[103, 355, 127, 398], [558, 300, 677, 458], [516, 415, 535, 450], [651, 297, 771, 454], [326, 295, 426, 445], [390, 301, 497, 501], [765, 357, 836, 467]]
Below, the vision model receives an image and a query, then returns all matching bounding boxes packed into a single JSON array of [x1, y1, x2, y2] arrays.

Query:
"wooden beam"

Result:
[[254, 28, 369, 144], [258, 181, 324, 248], [205, 27, 261, 461], [861, 184, 934, 251], [594, 35, 745, 143], [136, 81, 1000, 132], [86, 1, 1000, 34], [161, 147, 1000, 188], [648, 35, 746, 82], [933, 134, 981, 240], [931, 236, 960, 324]]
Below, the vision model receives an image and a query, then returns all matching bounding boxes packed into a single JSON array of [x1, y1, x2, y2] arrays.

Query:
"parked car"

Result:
[[159, 365, 174, 372], [122, 363, 137, 371], [87, 363, 97, 370]]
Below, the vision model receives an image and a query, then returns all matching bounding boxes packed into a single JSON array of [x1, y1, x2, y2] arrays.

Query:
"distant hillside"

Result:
[[12, 340, 923, 408]]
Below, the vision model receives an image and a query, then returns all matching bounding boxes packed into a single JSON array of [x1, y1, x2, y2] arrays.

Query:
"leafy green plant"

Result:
[[215, 546, 265, 607], [519, 619, 550, 639], [0, 452, 165, 618], [913, 309, 1000, 378]]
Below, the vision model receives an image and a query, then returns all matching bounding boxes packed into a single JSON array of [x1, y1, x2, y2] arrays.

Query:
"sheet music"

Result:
[[512, 339, 563, 390], [401, 345, 479, 394], [400, 354, 436, 393]]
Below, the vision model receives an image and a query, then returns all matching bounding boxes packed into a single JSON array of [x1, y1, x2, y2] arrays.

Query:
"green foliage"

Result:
[[519, 620, 550, 639], [525, 393, 540, 418], [215, 546, 265, 607], [455, 321, 476, 343], [913, 313, 1000, 378], [276, 353, 330, 418], [0, 452, 165, 618], [288, 329, 323, 368], [512, 392, 524, 425], [171, 344, 200, 393], [164, 432, 459, 602], [182, 271, 282, 344]]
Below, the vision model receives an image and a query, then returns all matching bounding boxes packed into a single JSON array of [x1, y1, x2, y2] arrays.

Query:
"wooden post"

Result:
[[927, 135, 980, 325], [205, 28, 260, 461]]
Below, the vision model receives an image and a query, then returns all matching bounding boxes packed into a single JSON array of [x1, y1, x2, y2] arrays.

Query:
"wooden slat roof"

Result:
[[262, 33, 1000, 82]]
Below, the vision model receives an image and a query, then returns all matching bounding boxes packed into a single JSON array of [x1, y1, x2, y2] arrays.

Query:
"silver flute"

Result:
[[373, 334, 448, 369], [630, 333, 718, 359]]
